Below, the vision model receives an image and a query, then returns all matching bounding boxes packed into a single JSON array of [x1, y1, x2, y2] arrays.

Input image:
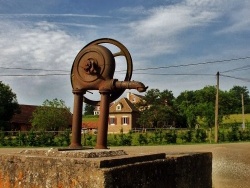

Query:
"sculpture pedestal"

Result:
[[0, 148, 212, 188]]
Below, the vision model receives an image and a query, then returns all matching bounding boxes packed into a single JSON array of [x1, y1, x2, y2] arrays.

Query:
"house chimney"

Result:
[[127, 92, 131, 100]]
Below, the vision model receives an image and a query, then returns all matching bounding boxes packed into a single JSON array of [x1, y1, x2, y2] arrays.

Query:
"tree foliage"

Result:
[[228, 86, 250, 113], [136, 89, 176, 128], [137, 85, 250, 128], [84, 104, 95, 115], [31, 98, 71, 131], [0, 81, 19, 129]]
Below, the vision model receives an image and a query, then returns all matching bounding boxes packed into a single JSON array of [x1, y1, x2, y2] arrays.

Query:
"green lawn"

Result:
[[83, 115, 99, 122]]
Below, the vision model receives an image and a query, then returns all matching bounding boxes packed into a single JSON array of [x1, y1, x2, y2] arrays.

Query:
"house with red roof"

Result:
[[82, 92, 144, 133], [10, 104, 72, 131], [10, 105, 37, 131]]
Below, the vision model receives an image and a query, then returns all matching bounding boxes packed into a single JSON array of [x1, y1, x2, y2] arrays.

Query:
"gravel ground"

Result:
[[112, 143, 250, 188], [1, 142, 250, 188]]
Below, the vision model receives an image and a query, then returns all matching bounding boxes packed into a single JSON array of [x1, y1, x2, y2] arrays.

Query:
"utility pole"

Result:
[[242, 93, 245, 129], [214, 72, 219, 143]]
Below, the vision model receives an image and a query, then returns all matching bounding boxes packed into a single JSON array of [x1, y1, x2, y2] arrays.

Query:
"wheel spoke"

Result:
[[113, 50, 124, 57]]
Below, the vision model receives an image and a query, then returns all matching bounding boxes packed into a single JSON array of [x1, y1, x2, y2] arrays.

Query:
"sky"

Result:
[[0, 0, 250, 111]]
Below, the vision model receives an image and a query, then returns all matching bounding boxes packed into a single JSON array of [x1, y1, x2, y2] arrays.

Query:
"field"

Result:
[[223, 113, 250, 124], [83, 115, 98, 122]]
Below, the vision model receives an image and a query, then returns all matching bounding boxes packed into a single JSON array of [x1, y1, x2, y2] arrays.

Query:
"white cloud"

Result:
[[119, 1, 222, 59], [0, 20, 84, 108], [215, 0, 250, 34]]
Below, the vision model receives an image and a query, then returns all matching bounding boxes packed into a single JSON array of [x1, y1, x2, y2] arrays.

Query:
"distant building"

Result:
[[108, 97, 140, 133], [93, 106, 100, 115], [82, 92, 145, 133], [10, 104, 72, 131], [126, 92, 144, 104], [10, 105, 37, 131]]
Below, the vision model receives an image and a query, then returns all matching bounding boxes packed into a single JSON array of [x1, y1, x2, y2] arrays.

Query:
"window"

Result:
[[116, 104, 122, 111], [121, 116, 129, 125], [94, 111, 100, 115], [109, 116, 116, 125]]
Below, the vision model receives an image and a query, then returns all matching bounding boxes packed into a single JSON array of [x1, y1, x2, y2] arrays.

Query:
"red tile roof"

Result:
[[11, 104, 37, 124], [109, 98, 139, 113], [82, 122, 98, 129]]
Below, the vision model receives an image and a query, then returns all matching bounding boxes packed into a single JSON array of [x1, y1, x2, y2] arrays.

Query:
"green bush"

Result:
[[193, 129, 207, 143], [148, 129, 164, 145], [119, 130, 132, 146], [26, 131, 36, 146], [180, 130, 193, 143], [108, 134, 119, 146], [137, 133, 148, 145], [164, 130, 177, 144], [227, 123, 240, 142], [239, 129, 250, 141], [219, 130, 227, 142], [84, 133, 96, 147], [1, 127, 250, 147], [0, 131, 6, 146]]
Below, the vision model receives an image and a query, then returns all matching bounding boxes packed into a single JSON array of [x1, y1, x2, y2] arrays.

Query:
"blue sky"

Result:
[[0, 0, 250, 110]]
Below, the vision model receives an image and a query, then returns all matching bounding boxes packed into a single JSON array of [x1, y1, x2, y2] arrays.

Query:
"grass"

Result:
[[223, 114, 250, 124], [83, 115, 99, 122]]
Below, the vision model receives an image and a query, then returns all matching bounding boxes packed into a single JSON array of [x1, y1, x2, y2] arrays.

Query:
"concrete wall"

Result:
[[0, 149, 212, 188]]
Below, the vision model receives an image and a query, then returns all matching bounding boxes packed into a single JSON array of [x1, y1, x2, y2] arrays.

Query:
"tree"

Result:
[[136, 89, 176, 128], [84, 104, 95, 115], [228, 86, 250, 113], [175, 86, 226, 128], [31, 98, 71, 131], [175, 90, 197, 128], [0, 81, 19, 130]]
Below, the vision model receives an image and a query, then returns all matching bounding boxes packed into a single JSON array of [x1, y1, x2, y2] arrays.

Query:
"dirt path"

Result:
[[1, 142, 250, 188]]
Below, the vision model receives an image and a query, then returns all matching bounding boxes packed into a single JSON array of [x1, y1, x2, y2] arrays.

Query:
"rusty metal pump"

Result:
[[69, 38, 147, 149]]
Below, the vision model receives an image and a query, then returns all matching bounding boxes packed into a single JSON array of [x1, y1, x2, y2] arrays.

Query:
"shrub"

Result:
[[164, 130, 177, 144], [108, 134, 119, 146], [193, 129, 207, 143], [84, 133, 96, 147], [227, 123, 240, 142], [180, 130, 193, 143], [0, 131, 6, 146], [149, 129, 163, 145], [218, 130, 227, 142], [239, 129, 250, 141], [137, 133, 148, 145], [119, 130, 132, 146], [26, 131, 36, 146]]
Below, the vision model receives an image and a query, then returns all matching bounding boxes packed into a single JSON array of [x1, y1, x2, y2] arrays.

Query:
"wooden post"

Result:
[[214, 72, 219, 143]]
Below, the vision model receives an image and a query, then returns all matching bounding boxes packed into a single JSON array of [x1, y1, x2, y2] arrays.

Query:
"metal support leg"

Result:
[[69, 90, 83, 149], [95, 91, 110, 149]]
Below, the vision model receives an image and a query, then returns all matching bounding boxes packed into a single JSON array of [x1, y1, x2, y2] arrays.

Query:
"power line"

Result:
[[1, 56, 249, 73], [133, 73, 214, 76], [117, 56, 250, 72], [0, 66, 68, 72], [220, 74, 250, 82], [221, 65, 250, 73], [0, 73, 69, 77]]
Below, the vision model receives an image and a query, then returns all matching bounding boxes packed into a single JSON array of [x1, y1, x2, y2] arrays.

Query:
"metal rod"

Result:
[[95, 91, 110, 149], [69, 90, 83, 149]]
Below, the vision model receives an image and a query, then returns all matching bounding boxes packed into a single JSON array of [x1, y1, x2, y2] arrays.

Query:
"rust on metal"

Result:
[[70, 38, 147, 149]]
